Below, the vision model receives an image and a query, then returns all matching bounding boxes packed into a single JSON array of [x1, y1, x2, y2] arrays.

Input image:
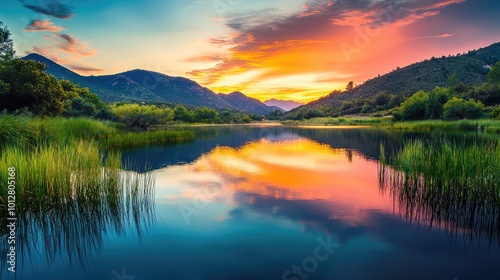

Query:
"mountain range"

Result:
[[24, 41, 500, 115], [22, 53, 282, 115], [263, 99, 303, 111]]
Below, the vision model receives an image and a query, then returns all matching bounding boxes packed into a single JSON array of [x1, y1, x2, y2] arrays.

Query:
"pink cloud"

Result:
[[24, 19, 66, 32]]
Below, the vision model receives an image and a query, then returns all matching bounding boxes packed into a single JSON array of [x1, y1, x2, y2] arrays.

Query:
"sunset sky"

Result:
[[2, 0, 500, 102]]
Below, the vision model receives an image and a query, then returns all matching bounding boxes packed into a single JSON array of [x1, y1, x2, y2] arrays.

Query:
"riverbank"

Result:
[[280, 116, 500, 134], [0, 115, 194, 150]]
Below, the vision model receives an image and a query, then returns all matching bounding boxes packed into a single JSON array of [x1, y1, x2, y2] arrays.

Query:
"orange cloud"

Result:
[[186, 0, 467, 102], [24, 19, 66, 32], [44, 33, 96, 56]]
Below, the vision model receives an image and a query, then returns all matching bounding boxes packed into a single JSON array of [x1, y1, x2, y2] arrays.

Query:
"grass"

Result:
[[380, 139, 500, 243], [282, 116, 393, 126], [0, 114, 193, 267], [0, 140, 157, 266], [386, 119, 500, 133], [0, 115, 194, 150], [282, 116, 500, 134]]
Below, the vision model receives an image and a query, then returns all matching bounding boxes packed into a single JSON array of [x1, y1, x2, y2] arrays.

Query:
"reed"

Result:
[[380, 139, 500, 244], [0, 140, 156, 268], [0, 115, 194, 149]]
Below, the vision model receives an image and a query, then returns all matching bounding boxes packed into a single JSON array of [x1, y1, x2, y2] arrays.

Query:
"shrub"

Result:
[[442, 97, 485, 120], [398, 90, 429, 120]]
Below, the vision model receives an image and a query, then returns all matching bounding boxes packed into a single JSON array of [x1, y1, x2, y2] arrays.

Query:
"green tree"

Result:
[[447, 73, 458, 95], [486, 62, 500, 84], [0, 22, 15, 61], [112, 104, 173, 129], [0, 59, 66, 116], [173, 104, 193, 122], [397, 90, 429, 120], [193, 107, 219, 123], [426, 86, 450, 119], [442, 98, 484, 120]]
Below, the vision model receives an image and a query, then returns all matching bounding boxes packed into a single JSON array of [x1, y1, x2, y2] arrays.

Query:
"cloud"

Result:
[[19, 0, 74, 19], [44, 33, 96, 56], [65, 64, 103, 73], [407, 33, 455, 41], [27, 46, 102, 74], [24, 19, 66, 32], [186, 0, 467, 101]]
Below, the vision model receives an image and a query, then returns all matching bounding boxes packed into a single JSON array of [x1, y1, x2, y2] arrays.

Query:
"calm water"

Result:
[[4, 126, 500, 280]]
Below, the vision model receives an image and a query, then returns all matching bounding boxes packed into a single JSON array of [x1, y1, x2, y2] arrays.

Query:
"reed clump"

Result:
[[381, 139, 500, 244]]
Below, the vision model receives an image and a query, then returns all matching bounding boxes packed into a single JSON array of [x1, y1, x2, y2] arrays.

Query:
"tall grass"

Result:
[[380, 140, 500, 244], [385, 119, 500, 133], [0, 115, 194, 149], [0, 140, 156, 268], [0, 114, 189, 269]]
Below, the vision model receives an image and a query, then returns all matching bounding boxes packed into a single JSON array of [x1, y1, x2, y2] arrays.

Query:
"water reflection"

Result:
[[0, 170, 156, 277], [153, 127, 500, 247]]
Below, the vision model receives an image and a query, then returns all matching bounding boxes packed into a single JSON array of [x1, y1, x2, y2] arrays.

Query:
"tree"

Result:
[[447, 73, 458, 95], [442, 98, 484, 120], [397, 90, 429, 120], [112, 104, 173, 129], [486, 62, 500, 84], [193, 107, 219, 123], [0, 22, 15, 61], [173, 104, 193, 122], [0, 59, 66, 116], [426, 87, 450, 119], [345, 81, 354, 91]]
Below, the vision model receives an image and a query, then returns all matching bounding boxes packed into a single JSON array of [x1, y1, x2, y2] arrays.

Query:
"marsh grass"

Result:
[[0, 114, 183, 270], [0, 140, 157, 269], [0, 115, 194, 150], [380, 140, 500, 244], [382, 119, 500, 133]]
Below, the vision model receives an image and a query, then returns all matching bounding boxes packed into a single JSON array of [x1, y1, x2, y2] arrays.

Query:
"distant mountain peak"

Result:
[[264, 98, 304, 111]]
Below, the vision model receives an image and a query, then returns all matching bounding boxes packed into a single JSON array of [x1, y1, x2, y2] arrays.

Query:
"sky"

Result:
[[2, 0, 500, 102]]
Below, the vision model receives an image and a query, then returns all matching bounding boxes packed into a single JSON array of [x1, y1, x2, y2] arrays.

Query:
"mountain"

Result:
[[22, 53, 274, 115], [264, 98, 304, 111], [303, 42, 500, 110], [218, 92, 278, 115]]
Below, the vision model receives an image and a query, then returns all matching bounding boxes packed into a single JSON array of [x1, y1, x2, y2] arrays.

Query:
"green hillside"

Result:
[[297, 42, 500, 116]]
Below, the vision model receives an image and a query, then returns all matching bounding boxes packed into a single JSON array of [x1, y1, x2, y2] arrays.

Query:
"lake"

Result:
[[4, 126, 500, 280]]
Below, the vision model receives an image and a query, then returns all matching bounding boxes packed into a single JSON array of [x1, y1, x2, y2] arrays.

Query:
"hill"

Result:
[[218, 92, 278, 115], [264, 98, 303, 111], [302, 42, 500, 112], [22, 54, 275, 115]]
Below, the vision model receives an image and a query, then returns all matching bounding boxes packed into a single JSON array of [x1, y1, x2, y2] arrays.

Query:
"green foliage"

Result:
[[382, 140, 500, 237], [397, 90, 429, 120], [442, 97, 484, 120], [486, 62, 500, 84], [111, 104, 174, 129], [0, 114, 194, 150], [426, 86, 450, 119], [267, 109, 284, 120], [193, 107, 219, 123], [0, 21, 15, 61], [0, 59, 66, 116], [173, 104, 193, 122], [490, 106, 500, 119]]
